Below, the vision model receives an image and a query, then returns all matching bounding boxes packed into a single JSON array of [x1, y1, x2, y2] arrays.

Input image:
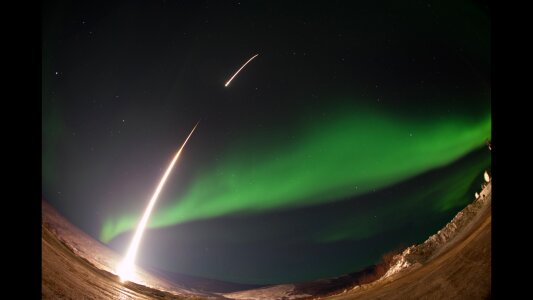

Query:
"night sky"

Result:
[[42, 0, 491, 284]]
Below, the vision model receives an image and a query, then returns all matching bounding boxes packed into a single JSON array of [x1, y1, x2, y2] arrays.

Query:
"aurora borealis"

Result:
[[43, 0, 490, 285], [101, 107, 490, 243]]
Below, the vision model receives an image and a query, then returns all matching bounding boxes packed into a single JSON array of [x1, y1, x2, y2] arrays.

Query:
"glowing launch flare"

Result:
[[117, 122, 199, 283], [225, 54, 259, 87]]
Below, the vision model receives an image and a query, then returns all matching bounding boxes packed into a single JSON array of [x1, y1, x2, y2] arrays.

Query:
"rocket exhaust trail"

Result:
[[117, 122, 199, 282], [225, 54, 259, 87]]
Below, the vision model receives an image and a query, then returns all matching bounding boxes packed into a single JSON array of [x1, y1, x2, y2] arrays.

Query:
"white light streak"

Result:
[[117, 122, 199, 282], [225, 54, 259, 87]]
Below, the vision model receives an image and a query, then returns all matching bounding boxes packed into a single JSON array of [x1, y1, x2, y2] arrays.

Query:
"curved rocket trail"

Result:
[[225, 54, 259, 87], [117, 122, 199, 282]]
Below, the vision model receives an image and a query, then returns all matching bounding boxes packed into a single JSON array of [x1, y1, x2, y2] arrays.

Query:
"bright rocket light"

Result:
[[117, 122, 199, 283], [225, 54, 259, 87]]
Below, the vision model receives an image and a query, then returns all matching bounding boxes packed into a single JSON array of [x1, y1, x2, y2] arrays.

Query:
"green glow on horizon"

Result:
[[315, 149, 490, 243], [101, 107, 491, 243]]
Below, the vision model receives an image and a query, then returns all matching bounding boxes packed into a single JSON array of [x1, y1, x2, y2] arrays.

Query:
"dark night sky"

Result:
[[43, 0, 490, 284]]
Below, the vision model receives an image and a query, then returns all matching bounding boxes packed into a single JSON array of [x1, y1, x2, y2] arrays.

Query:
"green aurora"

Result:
[[314, 148, 491, 244], [101, 107, 491, 243]]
